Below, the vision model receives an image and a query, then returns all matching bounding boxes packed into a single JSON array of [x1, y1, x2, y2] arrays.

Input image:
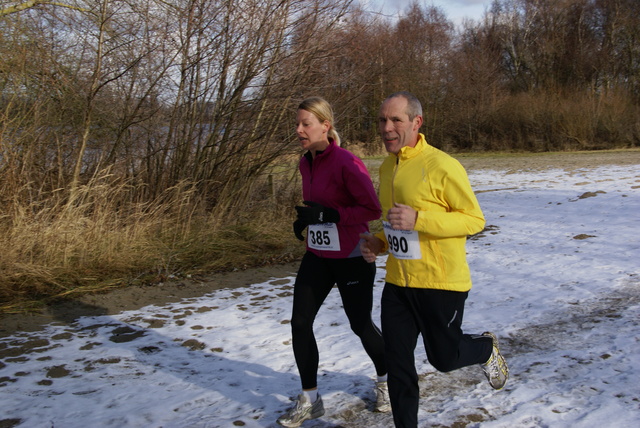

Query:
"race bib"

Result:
[[308, 223, 341, 251], [383, 221, 422, 260]]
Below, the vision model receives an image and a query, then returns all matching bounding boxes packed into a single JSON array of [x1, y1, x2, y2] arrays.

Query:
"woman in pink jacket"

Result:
[[277, 97, 389, 427]]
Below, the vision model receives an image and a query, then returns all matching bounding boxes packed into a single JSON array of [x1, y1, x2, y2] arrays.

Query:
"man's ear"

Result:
[[413, 115, 423, 131]]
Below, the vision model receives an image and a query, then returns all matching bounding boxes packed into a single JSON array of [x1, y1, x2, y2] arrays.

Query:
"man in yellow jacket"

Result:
[[360, 92, 508, 428]]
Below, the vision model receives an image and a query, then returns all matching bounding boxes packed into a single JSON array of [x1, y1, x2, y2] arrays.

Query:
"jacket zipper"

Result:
[[391, 155, 410, 287], [391, 156, 398, 204], [306, 151, 315, 201]]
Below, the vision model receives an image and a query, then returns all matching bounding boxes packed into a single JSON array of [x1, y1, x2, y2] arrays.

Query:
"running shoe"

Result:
[[276, 393, 324, 427], [481, 331, 509, 390], [375, 381, 391, 413]]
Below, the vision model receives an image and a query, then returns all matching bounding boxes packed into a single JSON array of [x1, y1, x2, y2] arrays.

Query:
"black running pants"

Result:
[[291, 251, 387, 390], [381, 283, 493, 428]]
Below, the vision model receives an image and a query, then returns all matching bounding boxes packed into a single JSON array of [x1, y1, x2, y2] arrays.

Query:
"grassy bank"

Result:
[[0, 170, 305, 314], [2, 149, 639, 315]]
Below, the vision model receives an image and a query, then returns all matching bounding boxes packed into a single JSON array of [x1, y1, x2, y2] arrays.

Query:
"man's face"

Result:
[[378, 96, 422, 155]]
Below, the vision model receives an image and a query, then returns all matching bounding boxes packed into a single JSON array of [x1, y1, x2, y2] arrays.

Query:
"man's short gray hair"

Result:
[[385, 91, 423, 120]]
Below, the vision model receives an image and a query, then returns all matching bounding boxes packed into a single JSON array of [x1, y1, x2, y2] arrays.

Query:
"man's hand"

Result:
[[359, 233, 383, 263], [387, 203, 417, 230]]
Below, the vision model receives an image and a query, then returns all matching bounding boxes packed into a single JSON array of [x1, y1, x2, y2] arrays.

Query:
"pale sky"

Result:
[[365, 0, 493, 25]]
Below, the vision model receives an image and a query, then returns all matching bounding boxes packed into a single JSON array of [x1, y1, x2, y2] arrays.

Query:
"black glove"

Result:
[[295, 200, 340, 225], [293, 220, 307, 241]]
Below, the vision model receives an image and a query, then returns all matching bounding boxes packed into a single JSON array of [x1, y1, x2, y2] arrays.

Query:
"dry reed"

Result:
[[0, 167, 303, 313]]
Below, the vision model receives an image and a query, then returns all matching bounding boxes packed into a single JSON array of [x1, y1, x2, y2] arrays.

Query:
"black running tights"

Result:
[[291, 251, 387, 390]]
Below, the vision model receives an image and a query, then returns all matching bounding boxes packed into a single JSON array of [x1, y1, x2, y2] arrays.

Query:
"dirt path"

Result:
[[1, 149, 639, 338]]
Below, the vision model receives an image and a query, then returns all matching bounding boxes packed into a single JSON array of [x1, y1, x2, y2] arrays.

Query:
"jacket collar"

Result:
[[395, 133, 427, 160], [304, 138, 336, 163]]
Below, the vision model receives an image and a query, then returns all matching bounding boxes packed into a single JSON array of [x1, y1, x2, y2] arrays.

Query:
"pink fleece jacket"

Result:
[[299, 140, 381, 258]]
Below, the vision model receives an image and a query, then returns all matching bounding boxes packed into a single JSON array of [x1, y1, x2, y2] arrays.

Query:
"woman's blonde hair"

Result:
[[298, 96, 341, 146]]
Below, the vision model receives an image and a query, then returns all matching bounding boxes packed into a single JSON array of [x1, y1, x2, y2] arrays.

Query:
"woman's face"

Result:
[[296, 109, 330, 153]]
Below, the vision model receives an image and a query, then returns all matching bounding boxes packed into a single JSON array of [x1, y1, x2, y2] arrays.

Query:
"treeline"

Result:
[[2, 0, 639, 203], [0, 0, 639, 307]]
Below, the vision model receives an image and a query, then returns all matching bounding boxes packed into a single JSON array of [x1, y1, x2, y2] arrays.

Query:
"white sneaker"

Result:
[[277, 394, 325, 427], [375, 381, 391, 413], [481, 332, 509, 390]]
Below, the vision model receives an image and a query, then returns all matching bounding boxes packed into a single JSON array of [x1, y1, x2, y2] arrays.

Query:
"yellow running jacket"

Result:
[[374, 134, 485, 291]]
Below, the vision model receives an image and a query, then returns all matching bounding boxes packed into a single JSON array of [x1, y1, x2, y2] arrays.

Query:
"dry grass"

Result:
[[0, 168, 303, 314], [5, 149, 637, 314]]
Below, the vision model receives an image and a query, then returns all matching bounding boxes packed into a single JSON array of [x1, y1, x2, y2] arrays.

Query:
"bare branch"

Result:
[[0, 0, 89, 17]]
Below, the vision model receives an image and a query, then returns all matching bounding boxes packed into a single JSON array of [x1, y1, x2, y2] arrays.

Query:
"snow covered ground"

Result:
[[1, 164, 639, 428]]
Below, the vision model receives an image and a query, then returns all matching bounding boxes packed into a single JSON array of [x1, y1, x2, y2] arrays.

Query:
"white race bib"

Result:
[[308, 223, 341, 251], [383, 221, 422, 260]]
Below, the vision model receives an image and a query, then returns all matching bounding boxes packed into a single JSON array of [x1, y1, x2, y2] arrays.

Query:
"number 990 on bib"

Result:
[[382, 221, 422, 260]]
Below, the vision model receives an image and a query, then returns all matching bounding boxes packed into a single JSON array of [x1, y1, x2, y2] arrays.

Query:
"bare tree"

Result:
[[0, 0, 88, 17]]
